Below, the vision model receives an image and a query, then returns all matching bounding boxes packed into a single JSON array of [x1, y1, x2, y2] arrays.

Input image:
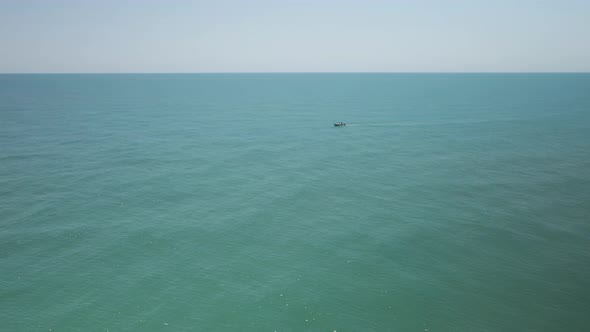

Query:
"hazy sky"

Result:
[[1, 0, 589, 73]]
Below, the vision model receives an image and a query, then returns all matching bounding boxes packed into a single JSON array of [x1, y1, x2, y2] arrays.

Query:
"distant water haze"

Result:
[[1, 73, 590, 330], [1, 0, 589, 73]]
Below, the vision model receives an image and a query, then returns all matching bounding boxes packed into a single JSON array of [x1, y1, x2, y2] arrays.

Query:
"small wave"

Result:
[[347, 118, 520, 127]]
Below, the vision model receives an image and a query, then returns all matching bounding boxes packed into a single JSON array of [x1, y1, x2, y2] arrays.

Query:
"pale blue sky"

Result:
[[1, 0, 589, 73]]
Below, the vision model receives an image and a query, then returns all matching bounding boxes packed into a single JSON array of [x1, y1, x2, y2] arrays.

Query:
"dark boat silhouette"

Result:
[[334, 122, 346, 127]]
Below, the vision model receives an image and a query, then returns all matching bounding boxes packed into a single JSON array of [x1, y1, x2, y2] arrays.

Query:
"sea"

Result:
[[1, 73, 589, 331]]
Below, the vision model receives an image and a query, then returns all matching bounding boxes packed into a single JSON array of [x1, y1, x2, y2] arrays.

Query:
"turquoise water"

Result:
[[1, 74, 589, 331]]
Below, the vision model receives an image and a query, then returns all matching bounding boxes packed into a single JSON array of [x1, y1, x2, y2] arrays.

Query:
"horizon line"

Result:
[[1, 71, 590, 75]]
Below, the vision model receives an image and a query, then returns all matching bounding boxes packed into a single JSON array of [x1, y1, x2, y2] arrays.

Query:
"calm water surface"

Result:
[[1, 74, 589, 331]]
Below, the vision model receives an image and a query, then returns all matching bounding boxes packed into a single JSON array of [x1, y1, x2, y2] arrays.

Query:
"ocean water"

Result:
[[1, 73, 589, 331]]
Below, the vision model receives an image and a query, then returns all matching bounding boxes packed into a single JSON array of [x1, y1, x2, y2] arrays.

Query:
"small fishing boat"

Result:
[[334, 122, 346, 127]]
